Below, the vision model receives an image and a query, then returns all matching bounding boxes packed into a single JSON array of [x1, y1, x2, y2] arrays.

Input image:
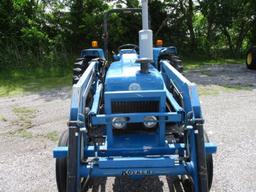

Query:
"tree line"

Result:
[[1, 0, 256, 71]]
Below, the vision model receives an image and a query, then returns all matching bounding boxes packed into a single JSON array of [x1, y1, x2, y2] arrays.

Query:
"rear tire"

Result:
[[158, 54, 183, 72], [72, 57, 91, 84], [246, 46, 256, 69]]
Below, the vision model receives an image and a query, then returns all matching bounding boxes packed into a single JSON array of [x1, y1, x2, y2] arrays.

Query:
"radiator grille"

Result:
[[111, 101, 159, 113]]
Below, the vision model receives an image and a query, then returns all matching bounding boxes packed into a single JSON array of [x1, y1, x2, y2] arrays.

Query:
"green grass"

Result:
[[12, 106, 37, 129], [9, 106, 37, 138], [198, 84, 252, 96], [0, 57, 245, 97], [0, 68, 72, 97], [46, 131, 59, 142], [0, 114, 7, 122], [14, 129, 33, 138], [183, 57, 244, 70]]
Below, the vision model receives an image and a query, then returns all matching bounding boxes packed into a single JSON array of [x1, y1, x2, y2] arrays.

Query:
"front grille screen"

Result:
[[111, 101, 159, 113]]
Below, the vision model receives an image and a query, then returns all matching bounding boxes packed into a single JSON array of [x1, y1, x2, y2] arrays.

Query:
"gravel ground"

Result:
[[0, 64, 255, 192]]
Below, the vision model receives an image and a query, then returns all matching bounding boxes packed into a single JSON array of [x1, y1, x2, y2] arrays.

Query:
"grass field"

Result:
[[0, 57, 244, 97], [183, 57, 244, 70], [0, 68, 72, 97]]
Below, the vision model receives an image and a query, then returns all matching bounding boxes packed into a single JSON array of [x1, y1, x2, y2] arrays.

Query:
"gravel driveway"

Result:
[[0, 64, 255, 192]]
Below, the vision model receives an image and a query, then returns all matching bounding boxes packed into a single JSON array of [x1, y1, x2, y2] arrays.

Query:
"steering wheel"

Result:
[[118, 44, 139, 52]]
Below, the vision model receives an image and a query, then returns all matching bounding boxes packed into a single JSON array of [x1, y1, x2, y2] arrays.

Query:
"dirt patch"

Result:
[[184, 64, 256, 88]]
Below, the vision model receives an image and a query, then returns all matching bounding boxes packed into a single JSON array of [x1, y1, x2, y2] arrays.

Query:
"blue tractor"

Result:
[[53, 1, 217, 192]]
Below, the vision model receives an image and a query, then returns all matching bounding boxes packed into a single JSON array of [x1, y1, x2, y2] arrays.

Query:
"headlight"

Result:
[[143, 116, 157, 128], [112, 117, 127, 129]]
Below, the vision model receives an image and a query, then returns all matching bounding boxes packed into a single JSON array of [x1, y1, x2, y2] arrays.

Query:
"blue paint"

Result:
[[105, 60, 164, 91], [161, 60, 194, 114], [53, 143, 217, 158], [54, 36, 217, 192], [80, 48, 105, 59], [80, 164, 188, 177], [113, 49, 137, 61], [98, 156, 175, 168]]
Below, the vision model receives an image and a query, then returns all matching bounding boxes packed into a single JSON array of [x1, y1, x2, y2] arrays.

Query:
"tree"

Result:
[[198, 0, 253, 57]]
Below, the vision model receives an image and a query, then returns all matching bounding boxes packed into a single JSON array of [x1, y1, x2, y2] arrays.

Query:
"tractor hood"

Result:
[[105, 54, 164, 92]]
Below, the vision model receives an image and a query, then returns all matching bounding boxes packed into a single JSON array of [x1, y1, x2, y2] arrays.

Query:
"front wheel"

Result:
[[181, 133, 213, 192], [56, 130, 68, 192], [56, 130, 93, 192], [205, 134, 213, 190]]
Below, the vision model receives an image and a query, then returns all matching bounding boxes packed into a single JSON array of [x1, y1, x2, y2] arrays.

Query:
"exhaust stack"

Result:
[[138, 0, 153, 73], [139, 0, 153, 59]]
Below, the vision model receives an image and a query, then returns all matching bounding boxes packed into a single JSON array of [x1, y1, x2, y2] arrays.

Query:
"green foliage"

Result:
[[0, 0, 256, 74]]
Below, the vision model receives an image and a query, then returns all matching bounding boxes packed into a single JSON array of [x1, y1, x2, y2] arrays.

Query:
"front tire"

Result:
[[181, 133, 213, 192], [56, 130, 93, 192], [56, 130, 69, 192], [205, 133, 213, 190]]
